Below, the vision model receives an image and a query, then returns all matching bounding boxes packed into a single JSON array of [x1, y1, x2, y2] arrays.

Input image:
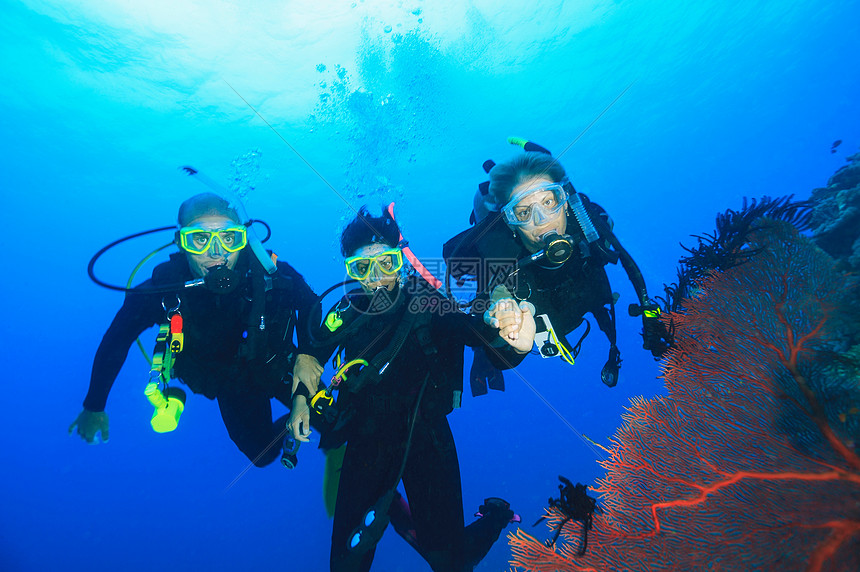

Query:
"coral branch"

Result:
[[650, 469, 860, 536], [806, 521, 860, 572], [510, 221, 860, 571]]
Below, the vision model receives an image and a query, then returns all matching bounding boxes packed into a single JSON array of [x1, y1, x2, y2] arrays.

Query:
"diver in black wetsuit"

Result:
[[444, 144, 669, 391], [288, 207, 534, 572], [69, 193, 323, 467]]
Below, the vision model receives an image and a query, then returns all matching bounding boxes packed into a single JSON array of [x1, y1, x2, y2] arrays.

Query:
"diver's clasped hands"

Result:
[[484, 288, 535, 354]]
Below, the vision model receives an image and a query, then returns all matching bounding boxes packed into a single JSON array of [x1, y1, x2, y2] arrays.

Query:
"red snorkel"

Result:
[[386, 202, 443, 290]]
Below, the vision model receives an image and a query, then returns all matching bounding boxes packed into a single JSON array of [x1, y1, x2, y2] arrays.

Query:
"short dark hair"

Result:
[[340, 206, 401, 257]]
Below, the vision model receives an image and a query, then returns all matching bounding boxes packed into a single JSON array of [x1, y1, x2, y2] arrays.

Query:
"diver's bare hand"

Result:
[[508, 301, 536, 353], [289, 395, 312, 443], [68, 409, 110, 444], [292, 354, 323, 398], [486, 297, 520, 338]]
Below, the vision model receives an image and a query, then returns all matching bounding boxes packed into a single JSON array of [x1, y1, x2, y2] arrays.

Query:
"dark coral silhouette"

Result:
[[532, 477, 602, 553], [658, 195, 812, 314], [509, 220, 860, 571]]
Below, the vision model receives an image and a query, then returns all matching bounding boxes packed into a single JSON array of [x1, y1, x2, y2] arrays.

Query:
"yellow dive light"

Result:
[[144, 382, 187, 433]]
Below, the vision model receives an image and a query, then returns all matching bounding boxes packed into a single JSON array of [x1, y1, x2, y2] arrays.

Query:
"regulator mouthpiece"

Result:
[[518, 232, 575, 272], [198, 266, 241, 294], [541, 232, 574, 265]]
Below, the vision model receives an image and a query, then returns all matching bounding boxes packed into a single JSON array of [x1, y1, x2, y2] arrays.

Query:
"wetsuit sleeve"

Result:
[[83, 283, 163, 412], [587, 201, 672, 356], [615, 241, 651, 305], [306, 342, 336, 371], [432, 310, 527, 370], [585, 198, 652, 305], [275, 261, 320, 356], [300, 298, 343, 368]]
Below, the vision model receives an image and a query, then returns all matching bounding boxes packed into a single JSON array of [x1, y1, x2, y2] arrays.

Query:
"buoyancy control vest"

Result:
[[313, 279, 464, 449], [156, 251, 302, 399]]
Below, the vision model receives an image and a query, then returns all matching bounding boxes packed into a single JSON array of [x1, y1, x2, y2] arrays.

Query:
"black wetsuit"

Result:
[[83, 250, 317, 466], [309, 279, 524, 572], [444, 195, 656, 389], [509, 246, 617, 345]]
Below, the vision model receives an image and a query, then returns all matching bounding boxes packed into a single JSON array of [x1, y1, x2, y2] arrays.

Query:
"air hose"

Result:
[[568, 191, 600, 243]]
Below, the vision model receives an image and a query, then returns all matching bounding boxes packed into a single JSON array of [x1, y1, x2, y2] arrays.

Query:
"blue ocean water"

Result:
[[1, 1, 858, 570]]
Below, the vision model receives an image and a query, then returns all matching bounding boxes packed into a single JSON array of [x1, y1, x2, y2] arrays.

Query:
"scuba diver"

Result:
[[443, 138, 670, 391], [288, 206, 534, 572], [68, 192, 323, 468]]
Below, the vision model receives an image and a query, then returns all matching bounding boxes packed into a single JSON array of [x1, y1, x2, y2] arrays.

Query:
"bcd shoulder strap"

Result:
[[342, 295, 435, 394]]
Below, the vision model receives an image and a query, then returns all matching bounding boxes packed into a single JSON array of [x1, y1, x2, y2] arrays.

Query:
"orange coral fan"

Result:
[[510, 221, 860, 571]]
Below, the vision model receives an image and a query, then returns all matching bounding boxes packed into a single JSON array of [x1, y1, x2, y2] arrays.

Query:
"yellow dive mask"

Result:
[[179, 226, 248, 254], [344, 248, 404, 280]]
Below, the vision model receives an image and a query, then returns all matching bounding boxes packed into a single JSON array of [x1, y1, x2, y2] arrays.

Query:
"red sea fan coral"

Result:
[[509, 221, 860, 571]]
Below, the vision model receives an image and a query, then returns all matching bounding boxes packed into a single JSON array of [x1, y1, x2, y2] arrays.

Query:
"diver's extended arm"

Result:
[[71, 284, 160, 444], [582, 197, 650, 305], [278, 260, 320, 355], [432, 298, 532, 369], [272, 260, 325, 398], [83, 285, 162, 412], [585, 198, 668, 357]]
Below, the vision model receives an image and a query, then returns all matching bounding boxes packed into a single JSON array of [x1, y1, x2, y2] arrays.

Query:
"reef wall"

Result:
[[810, 150, 860, 274]]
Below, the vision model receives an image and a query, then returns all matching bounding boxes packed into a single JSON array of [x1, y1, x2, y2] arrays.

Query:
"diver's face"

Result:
[[351, 243, 401, 293], [180, 215, 242, 279], [507, 175, 568, 253]]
